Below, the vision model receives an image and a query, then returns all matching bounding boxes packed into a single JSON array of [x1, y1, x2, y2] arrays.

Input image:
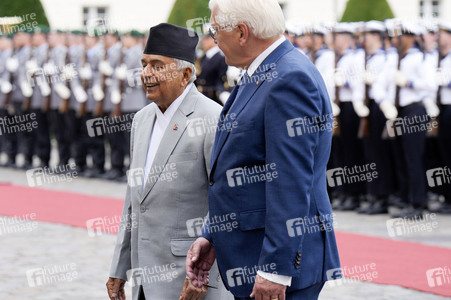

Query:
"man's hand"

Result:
[[186, 237, 215, 288], [250, 275, 287, 300], [106, 277, 126, 300], [180, 278, 208, 300]]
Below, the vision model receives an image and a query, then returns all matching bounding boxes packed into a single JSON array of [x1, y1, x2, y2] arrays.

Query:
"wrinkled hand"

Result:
[[180, 278, 208, 300], [106, 277, 126, 300], [250, 275, 287, 300], [186, 237, 215, 288]]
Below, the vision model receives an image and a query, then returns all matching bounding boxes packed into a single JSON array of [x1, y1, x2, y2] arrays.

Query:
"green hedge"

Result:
[[167, 0, 211, 31], [0, 0, 49, 28], [341, 0, 394, 22]]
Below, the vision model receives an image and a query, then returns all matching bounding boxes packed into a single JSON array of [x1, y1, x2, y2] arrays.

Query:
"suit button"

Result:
[[294, 263, 300, 269], [295, 257, 301, 263], [140, 206, 146, 213], [209, 180, 214, 186]]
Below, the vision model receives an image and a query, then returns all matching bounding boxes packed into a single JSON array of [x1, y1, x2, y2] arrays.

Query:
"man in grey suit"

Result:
[[106, 23, 233, 300]]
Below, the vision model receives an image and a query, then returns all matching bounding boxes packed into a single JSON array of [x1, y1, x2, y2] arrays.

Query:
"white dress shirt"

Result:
[[143, 83, 193, 187], [236, 35, 292, 287]]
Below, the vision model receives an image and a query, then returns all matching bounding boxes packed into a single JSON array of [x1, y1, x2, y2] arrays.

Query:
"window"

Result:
[[420, 0, 440, 18], [82, 7, 109, 26]]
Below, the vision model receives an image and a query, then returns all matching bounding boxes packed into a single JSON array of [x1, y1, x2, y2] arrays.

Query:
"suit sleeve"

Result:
[[259, 70, 323, 276], [109, 115, 137, 279]]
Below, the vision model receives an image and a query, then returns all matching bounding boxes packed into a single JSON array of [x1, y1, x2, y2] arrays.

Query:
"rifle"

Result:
[[59, 47, 71, 113], [382, 33, 402, 139], [78, 49, 88, 117], [333, 45, 341, 136], [94, 48, 107, 116], [42, 46, 52, 112], [4, 51, 15, 114], [22, 47, 33, 111], [358, 34, 370, 139], [111, 46, 124, 118], [427, 35, 442, 138]]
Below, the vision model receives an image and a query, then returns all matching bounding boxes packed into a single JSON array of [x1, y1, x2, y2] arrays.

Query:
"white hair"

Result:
[[174, 58, 197, 84], [209, 0, 285, 39]]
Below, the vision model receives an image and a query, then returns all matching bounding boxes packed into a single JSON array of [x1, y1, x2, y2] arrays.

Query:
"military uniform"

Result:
[[195, 45, 229, 105]]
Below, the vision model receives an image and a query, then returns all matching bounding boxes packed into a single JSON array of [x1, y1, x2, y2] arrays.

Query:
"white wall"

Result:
[[40, 0, 176, 31]]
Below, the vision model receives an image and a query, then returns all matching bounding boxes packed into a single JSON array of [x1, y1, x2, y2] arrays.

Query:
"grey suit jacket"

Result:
[[110, 85, 233, 300]]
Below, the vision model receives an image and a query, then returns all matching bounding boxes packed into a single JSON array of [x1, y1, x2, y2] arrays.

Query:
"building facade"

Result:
[[38, 0, 450, 31]]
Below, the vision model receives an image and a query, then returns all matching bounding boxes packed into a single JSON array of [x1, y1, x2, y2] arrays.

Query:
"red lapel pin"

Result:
[[173, 124, 178, 131]]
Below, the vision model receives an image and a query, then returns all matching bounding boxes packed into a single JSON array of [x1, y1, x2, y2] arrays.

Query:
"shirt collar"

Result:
[[205, 46, 221, 59], [246, 36, 285, 76], [155, 82, 193, 122]]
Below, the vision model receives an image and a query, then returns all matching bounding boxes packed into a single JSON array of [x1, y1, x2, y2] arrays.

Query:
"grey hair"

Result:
[[174, 58, 197, 84], [209, 0, 285, 40]]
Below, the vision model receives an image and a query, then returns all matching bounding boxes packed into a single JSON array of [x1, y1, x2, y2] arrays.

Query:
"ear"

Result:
[[181, 67, 192, 86], [237, 22, 250, 46]]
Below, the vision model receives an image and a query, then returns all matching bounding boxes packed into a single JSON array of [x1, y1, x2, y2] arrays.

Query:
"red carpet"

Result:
[[1, 183, 450, 297]]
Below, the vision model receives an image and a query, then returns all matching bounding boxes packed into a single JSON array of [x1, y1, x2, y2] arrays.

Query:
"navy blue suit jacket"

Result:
[[202, 40, 341, 297]]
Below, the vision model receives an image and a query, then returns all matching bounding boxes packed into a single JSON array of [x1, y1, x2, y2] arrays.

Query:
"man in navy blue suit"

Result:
[[185, 1, 341, 299]]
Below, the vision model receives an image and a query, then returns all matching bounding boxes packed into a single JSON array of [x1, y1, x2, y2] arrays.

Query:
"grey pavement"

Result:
[[0, 166, 450, 299]]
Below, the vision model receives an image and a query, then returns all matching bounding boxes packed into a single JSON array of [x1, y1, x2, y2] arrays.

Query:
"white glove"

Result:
[[395, 71, 408, 88], [92, 84, 104, 102], [115, 64, 128, 80], [363, 70, 376, 85], [379, 100, 398, 120], [436, 68, 450, 87], [79, 64, 92, 80], [54, 83, 70, 99], [111, 89, 122, 104], [39, 82, 51, 97], [6, 57, 19, 72], [99, 60, 114, 76], [219, 91, 230, 105], [331, 101, 341, 117], [25, 60, 39, 74], [43, 61, 57, 76], [1, 81, 12, 94], [20, 81, 33, 98], [73, 85, 88, 103], [62, 64, 77, 81], [423, 98, 440, 118], [334, 69, 346, 87], [353, 100, 370, 117]]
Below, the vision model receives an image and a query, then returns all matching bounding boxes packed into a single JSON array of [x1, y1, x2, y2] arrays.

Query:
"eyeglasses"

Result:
[[208, 24, 237, 40]]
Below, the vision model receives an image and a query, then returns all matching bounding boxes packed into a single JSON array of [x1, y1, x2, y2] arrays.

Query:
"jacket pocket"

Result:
[[168, 151, 199, 163], [170, 238, 197, 257], [239, 209, 266, 231]]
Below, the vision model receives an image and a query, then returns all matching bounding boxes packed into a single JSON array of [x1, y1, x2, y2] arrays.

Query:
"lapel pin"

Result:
[[256, 81, 259, 85], [173, 124, 178, 131]]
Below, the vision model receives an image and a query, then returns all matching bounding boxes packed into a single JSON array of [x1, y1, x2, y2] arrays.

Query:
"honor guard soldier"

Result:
[[0, 34, 13, 161], [27, 25, 51, 168], [46, 30, 72, 170], [2, 29, 33, 168], [331, 23, 368, 211], [195, 24, 229, 105], [103, 30, 147, 181], [359, 21, 397, 214], [81, 30, 106, 178], [99, 30, 122, 180], [381, 22, 437, 218], [432, 21, 451, 213], [66, 30, 88, 173]]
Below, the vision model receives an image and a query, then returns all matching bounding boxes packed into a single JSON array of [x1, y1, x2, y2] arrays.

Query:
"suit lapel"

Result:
[[140, 86, 198, 202], [135, 105, 156, 195], [210, 40, 294, 172]]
